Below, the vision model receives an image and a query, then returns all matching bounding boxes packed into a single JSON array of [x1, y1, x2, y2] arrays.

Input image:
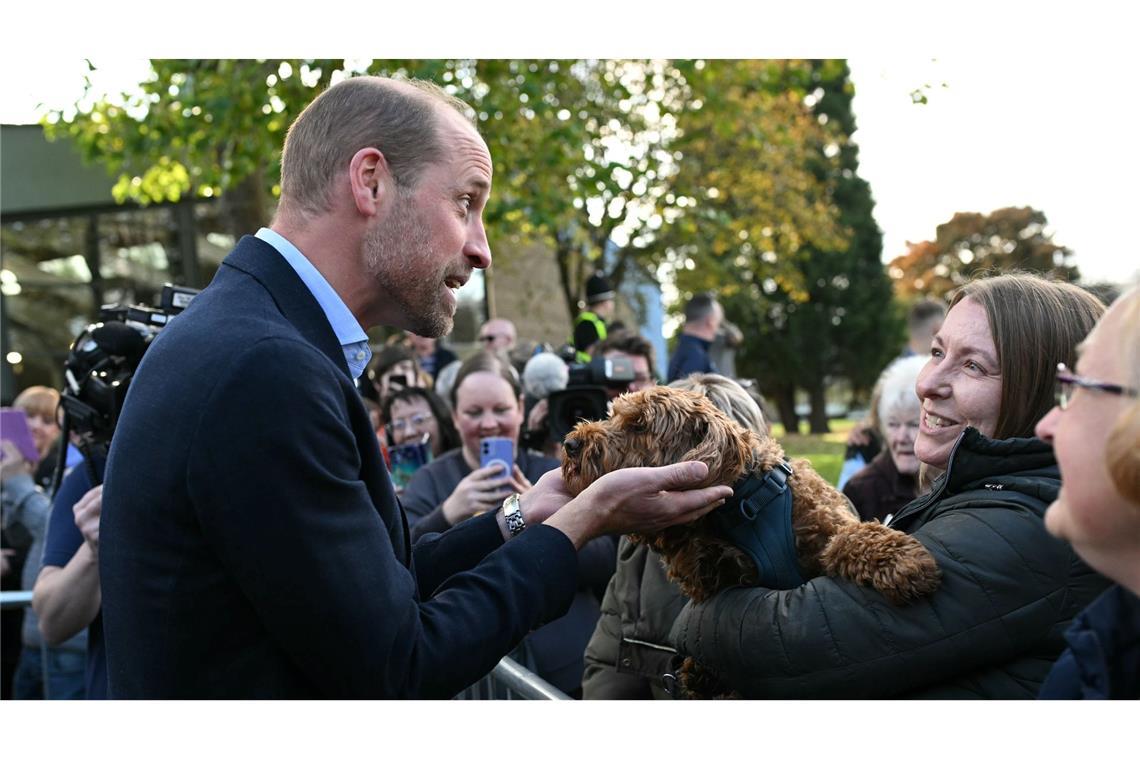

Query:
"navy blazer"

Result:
[[99, 236, 578, 698]]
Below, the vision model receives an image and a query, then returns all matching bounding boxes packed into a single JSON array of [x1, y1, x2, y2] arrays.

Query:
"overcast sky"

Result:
[[3, 51, 1135, 287]]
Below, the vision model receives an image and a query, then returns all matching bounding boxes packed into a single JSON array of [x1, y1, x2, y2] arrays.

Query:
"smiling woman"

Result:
[[673, 272, 1115, 698]]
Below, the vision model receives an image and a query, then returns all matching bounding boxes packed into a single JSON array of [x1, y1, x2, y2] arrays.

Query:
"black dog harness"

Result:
[[711, 459, 805, 590]]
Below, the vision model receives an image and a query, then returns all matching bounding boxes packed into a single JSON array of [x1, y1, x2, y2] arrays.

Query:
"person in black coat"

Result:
[[97, 75, 732, 699], [1036, 285, 1140, 699], [673, 274, 1111, 698]]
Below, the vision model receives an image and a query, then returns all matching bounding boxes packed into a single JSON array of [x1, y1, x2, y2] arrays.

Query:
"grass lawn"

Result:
[[768, 418, 854, 486]]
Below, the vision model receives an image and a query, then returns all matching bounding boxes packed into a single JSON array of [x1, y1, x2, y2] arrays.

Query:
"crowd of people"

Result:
[[2, 73, 1137, 701]]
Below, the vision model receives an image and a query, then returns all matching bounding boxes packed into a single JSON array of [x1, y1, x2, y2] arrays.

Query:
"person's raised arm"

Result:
[[33, 485, 103, 645]]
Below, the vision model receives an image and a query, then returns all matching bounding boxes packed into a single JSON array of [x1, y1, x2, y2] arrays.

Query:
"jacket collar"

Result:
[[221, 235, 351, 378], [888, 427, 1058, 530]]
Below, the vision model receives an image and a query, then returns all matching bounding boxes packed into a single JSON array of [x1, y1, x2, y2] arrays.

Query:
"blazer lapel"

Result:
[[221, 235, 352, 378]]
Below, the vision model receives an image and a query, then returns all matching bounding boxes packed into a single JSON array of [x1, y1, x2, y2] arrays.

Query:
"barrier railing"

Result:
[[0, 590, 33, 610], [0, 591, 568, 699], [457, 655, 570, 700]]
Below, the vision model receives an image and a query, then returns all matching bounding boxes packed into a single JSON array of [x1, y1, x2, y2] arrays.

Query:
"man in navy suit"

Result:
[[98, 76, 731, 698]]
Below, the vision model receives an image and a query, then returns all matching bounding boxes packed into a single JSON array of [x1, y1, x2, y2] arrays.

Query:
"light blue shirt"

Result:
[[255, 228, 371, 380]]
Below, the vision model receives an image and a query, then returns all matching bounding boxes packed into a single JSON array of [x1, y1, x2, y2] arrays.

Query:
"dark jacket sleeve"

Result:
[[840, 466, 878, 522], [672, 498, 1093, 698], [402, 460, 454, 540], [187, 340, 579, 698], [574, 318, 600, 352]]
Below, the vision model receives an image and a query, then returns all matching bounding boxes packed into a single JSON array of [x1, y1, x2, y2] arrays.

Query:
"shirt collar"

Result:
[[255, 228, 371, 379]]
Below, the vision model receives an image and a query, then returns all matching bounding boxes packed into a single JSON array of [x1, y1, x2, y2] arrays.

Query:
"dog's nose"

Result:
[[563, 436, 582, 458]]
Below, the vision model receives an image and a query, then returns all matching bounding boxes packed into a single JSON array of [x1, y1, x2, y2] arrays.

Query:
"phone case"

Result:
[[479, 436, 514, 476], [0, 408, 42, 464]]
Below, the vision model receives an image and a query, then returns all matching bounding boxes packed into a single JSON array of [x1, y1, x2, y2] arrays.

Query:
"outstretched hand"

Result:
[[531, 461, 733, 549]]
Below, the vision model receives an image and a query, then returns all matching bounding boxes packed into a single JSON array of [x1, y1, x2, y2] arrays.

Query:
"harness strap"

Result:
[[712, 460, 805, 590]]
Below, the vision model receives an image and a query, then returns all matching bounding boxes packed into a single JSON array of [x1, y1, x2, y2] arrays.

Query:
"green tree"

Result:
[[46, 59, 691, 322], [888, 206, 1080, 301], [667, 60, 901, 432]]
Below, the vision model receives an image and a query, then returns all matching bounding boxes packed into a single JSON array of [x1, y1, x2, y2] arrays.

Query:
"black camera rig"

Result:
[[53, 284, 199, 492]]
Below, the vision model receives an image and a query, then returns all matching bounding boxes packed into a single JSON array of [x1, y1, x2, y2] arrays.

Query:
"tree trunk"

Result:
[[771, 385, 799, 434], [221, 165, 268, 237], [807, 378, 830, 434]]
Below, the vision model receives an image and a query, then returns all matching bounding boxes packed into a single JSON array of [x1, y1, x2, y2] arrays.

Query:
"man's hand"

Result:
[[529, 462, 733, 550], [72, 485, 103, 559]]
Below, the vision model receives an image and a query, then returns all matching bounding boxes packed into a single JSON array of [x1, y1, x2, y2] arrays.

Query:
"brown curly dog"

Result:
[[562, 385, 941, 697]]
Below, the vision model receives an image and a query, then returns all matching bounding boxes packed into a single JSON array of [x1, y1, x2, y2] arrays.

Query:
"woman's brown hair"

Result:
[[949, 272, 1105, 440]]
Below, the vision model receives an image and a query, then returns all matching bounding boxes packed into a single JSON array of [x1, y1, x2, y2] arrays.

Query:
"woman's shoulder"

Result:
[[518, 448, 560, 477]]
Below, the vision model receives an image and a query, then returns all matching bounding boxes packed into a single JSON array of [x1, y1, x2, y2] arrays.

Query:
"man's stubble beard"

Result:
[[363, 199, 455, 339]]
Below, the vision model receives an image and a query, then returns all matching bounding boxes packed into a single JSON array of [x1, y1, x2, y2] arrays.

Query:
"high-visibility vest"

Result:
[[572, 311, 608, 363]]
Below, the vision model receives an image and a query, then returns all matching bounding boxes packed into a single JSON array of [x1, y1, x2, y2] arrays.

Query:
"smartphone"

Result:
[[0, 407, 42, 464], [479, 437, 514, 477], [388, 438, 432, 492]]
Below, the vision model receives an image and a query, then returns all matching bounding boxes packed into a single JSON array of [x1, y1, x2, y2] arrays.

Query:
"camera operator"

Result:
[[594, 329, 657, 399], [31, 285, 194, 700], [524, 329, 658, 457]]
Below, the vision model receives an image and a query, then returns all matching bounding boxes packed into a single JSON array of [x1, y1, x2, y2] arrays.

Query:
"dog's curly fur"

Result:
[[562, 386, 941, 697]]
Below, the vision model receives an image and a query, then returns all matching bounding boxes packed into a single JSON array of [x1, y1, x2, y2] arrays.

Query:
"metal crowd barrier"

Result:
[[0, 590, 33, 610], [0, 591, 568, 700], [457, 655, 570, 700]]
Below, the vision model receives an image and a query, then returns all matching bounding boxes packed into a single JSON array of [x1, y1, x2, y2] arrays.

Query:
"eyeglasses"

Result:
[[479, 334, 508, 344], [389, 413, 434, 433], [1055, 362, 1139, 410]]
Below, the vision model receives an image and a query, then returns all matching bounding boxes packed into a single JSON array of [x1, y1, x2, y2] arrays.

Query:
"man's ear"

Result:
[[349, 147, 393, 216]]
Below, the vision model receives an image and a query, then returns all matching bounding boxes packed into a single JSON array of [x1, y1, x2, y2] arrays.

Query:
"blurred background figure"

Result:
[[365, 344, 432, 408], [1, 439, 90, 699], [839, 298, 948, 489], [477, 318, 517, 354], [404, 330, 457, 385], [595, 329, 657, 397], [521, 351, 570, 459], [842, 356, 926, 522], [12, 387, 65, 490], [902, 297, 947, 358], [573, 272, 615, 362], [382, 386, 461, 457], [708, 320, 744, 380], [1036, 285, 1140, 699], [668, 292, 723, 382], [381, 387, 460, 493]]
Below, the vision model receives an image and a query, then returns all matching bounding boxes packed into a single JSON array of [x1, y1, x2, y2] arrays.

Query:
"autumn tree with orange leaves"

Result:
[[888, 206, 1079, 301]]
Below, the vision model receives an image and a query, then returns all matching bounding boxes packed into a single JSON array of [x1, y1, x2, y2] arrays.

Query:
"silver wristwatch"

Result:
[[502, 493, 526, 537]]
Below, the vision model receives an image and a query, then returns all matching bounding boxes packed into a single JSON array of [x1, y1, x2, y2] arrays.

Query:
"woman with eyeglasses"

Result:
[[1035, 285, 1140, 699], [382, 387, 460, 458], [672, 273, 1111, 698]]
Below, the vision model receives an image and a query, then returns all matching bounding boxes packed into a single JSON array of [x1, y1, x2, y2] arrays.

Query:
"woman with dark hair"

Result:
[[673, 273, 1111, 698], [382, 386, 460, 457], [364, 344, 432, 407]]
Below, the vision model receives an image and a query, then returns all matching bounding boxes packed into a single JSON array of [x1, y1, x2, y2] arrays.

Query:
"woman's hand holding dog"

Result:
[[529, 462, 732, 550]]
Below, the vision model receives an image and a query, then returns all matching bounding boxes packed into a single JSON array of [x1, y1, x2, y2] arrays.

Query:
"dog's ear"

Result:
[[681, 409, 754, 486], [610, 392, 648, 431]]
